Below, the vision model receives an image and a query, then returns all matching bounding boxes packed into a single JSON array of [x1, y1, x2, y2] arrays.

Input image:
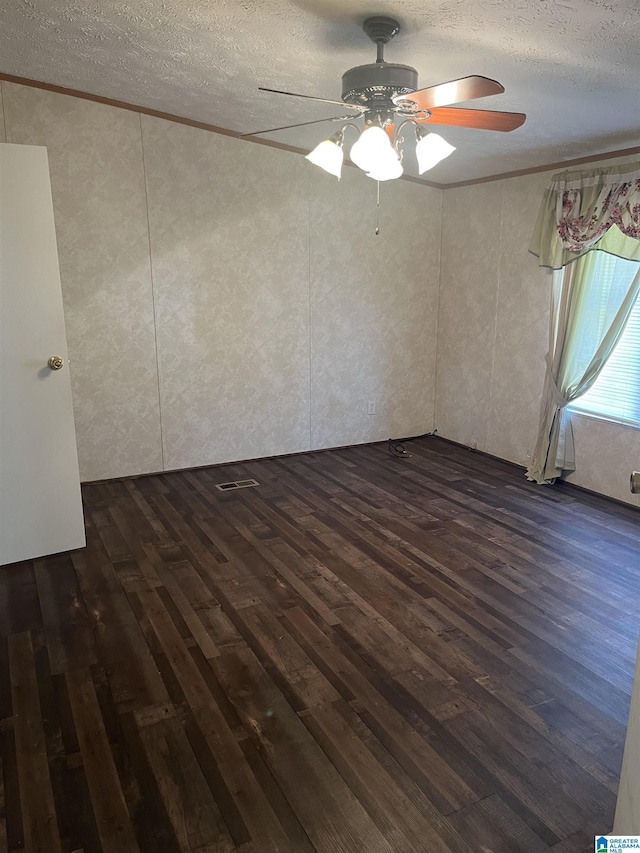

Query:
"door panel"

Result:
[[614, 635, 640, 832], [0, 143, 85, 565]]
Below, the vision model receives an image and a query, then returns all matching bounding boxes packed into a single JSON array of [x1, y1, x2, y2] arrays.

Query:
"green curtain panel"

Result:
[[527, 256, 640, 483], [527, 162, 640, 484]]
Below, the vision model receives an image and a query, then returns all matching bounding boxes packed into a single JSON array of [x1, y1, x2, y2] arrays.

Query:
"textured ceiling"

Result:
[[1, 0, 639, 183]]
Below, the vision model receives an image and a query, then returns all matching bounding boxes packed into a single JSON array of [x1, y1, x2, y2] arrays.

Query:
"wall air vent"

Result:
[[214, 479, 260, 492]]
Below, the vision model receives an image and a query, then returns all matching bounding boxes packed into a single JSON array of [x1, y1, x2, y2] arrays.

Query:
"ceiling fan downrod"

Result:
[[342, 16, 417, 125], [362, 16, 401, 63]]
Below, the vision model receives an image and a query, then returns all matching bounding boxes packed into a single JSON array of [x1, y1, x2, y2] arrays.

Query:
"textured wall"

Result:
[[3, 79, 637, 503], [0, 86, 5, 142], [3, 84, 164, 481], [141, 116, 311, 471], [436, 164, 640, 506], [309, 167, 441, 450], [1, 81, 441, 480]]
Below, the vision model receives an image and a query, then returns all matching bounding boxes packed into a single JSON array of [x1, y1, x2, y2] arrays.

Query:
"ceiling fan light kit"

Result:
[[348, 124, 403, 179], [414, 129, 457, 174], [248, 14, 525, 225], [367, 156, 404, 182], [305, 132, 346, 178]]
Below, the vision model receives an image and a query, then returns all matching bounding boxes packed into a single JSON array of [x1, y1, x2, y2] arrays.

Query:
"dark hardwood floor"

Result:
[[1, 437, 639, 853]]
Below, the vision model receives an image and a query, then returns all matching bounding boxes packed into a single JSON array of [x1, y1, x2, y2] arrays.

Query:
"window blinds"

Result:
[[570, 253, 640, 426]]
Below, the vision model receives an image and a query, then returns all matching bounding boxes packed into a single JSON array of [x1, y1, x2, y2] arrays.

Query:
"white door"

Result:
[[614, 635, 640, 832], [0, 143, 85, 565]]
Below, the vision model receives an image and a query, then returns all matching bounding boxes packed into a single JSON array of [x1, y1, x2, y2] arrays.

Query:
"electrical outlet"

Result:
[[367, 400, 376, 415], [469, 440, 477, 450]]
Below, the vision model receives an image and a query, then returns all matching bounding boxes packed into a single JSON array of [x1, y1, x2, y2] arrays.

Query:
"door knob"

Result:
[[48, 355, 64, 370]]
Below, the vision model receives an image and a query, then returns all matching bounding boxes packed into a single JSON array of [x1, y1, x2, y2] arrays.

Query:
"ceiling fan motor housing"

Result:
[[342, 63, 418, 122]]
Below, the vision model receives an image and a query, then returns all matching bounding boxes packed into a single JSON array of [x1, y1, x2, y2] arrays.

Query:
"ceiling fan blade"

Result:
[[241, 114, 359, 137], [395, 76, 504, 110], [259, 87, 363, 111], [417, 107, 526, 131]]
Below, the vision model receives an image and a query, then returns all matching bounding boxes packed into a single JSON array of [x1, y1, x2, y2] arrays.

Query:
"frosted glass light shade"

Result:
[[306, 139, 344, 179], [350, 126, 394, 172], [415, 131, 455, 174], [367, 157, 404, 181]]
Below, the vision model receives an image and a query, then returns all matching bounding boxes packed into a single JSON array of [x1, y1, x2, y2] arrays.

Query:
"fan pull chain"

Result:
[[375, 181, 380, 235]]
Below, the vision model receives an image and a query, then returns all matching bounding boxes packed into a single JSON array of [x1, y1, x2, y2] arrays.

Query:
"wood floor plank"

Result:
[[33, 555, 98, 675], [1, 727, 23, 852], [1, 436, 637, 851], [66, 668, 141, 853], [70, 529, 170, 713], [300, 699, 472, 853], [9, 631, 62, 853], [237, 603, 342, 711], [447, 793, 549, 853], [43, 664, 103, 853], [131, 713, 237, 853], [281, 604, 487, 815], [445, 707, 609, 839], [134, 586, 297, 853], [212, 646, 398, 853]]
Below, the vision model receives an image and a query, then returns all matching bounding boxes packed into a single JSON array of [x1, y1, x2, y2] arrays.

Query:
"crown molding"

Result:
[[1, 72, 638, 190], [444, 145, 640, 188], [0, 72, 443, 189]]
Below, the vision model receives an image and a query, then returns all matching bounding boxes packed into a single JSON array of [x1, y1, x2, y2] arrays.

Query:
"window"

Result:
[[569, 252, 640, 427]]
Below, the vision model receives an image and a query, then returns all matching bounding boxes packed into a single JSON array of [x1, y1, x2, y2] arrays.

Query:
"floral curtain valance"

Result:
[[530, 161, 640, 269]]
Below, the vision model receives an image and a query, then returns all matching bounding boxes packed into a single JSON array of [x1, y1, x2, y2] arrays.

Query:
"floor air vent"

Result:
[[214, 478, 260, 492]]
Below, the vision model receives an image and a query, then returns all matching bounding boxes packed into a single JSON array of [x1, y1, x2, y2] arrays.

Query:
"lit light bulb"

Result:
[[350, 125, 394, 173], [415, 130, 455, 174], [367, 156, 404, 181], [305, 134, 345, 179]]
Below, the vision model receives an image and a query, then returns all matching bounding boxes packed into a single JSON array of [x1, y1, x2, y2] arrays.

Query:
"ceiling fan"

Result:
[[243, 16, 526, 181]]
